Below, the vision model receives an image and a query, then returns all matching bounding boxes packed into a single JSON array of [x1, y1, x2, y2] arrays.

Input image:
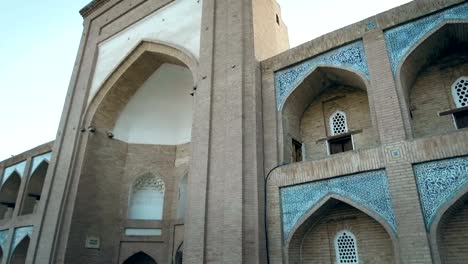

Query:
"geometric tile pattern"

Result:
[[280, 170, 396, 240], [274, 41, 369, 111], [11, 226, 33, 253], [413, 156, 468, 229], [384, 2, 468, 74], [2, 160, 27, 185], [30, 152, 52, 177], [0, 230, 7, 252]]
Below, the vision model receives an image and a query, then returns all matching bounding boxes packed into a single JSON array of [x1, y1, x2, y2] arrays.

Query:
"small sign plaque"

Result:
[[85, 236, 100, 249]]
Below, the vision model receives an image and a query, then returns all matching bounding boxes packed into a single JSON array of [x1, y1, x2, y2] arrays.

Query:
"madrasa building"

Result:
[[0, 0, 468, 263]]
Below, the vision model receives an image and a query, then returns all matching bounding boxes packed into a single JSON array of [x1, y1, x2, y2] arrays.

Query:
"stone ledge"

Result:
[[79, 0, 112, 18]]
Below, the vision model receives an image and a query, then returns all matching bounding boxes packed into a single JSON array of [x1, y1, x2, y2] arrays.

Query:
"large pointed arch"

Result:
[[286, 194, 398, 263], [84, 40, 199, 131]]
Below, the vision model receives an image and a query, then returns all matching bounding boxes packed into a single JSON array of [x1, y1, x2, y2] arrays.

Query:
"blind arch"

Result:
[[128, 173, 165, 220]]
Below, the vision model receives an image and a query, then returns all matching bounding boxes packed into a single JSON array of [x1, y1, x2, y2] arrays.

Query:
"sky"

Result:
[[0, 0, 411, 161]]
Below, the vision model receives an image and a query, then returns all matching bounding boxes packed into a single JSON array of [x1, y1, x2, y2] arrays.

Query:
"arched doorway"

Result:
[[123, 252, 157, 264], [287, 198, 396, 264], [9, 236, 30, 264]]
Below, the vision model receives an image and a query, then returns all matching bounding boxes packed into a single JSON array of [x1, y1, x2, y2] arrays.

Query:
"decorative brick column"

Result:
[[364, 30, 433, 263], [184, 0, 264, 263]]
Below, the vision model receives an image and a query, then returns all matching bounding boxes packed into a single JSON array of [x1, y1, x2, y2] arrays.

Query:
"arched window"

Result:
[[452, 77, 468, 108], [128, 173, 165, 220], [334, 230, 359, 264], [330, 111, 349, 136], [177, 175, 188, 220]]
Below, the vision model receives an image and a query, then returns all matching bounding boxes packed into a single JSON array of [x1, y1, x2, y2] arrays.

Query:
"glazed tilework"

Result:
[[2, 160, 27, 185], [274, 41, 369, 111], [414, 156, 468, 229], [11, 226, 33, 253], [30, 152, 51, 176], [384, 2, 468, 74], [280, 170, 396, 240], [0, 230, 7, 251]]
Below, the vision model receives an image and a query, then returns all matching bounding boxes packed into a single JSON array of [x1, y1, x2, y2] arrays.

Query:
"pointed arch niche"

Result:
[[395, 22, 468, 138], [21, 152, 51, 215], [432, 190, 468, 264], [65, 42, 198, 263], [9, 226, 32, 264], [279, 170, 398, 263], [0, 161, 26, 220], [287, 198, 396, 264], [279, 65, 378, 162]]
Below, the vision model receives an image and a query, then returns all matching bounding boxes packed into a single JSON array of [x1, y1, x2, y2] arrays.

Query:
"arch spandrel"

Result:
[[384, 2, 468, 75], [280, 170, 397, 242], [414, 156, 468, 229], [275, 41, 370, 111]]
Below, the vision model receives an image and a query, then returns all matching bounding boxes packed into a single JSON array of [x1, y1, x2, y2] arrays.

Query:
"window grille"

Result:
[[330, 111, 349, 136], [335, 230, 359, 264], [452, 77, 468, 108]]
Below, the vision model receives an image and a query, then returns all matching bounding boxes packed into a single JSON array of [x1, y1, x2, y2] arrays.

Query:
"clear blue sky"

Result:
[[0, 0, 410, 160]]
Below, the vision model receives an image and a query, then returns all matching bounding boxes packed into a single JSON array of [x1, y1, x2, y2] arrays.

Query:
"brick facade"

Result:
[[1, 0, 468, 263]]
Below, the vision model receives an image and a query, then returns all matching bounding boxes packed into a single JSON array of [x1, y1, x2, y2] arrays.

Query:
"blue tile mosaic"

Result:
[[2, 161, 27, 185], [414, 156, 468, 229], [274, 41, 369, 111], [280, 170, 396, 240], [30, 152, 51, 177], [11, 226, 33, 253], [384, 2, 468, 74], [0, 230, 7, 252]]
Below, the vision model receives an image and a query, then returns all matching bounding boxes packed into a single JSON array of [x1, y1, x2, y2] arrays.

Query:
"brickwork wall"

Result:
[[65, 133, 127, 264], [410, 57, 468, 138], [252, 0, 289, 60], [301, 86, 378, 160], [65, 131, 190, 263], [297, 203, 394, 264]]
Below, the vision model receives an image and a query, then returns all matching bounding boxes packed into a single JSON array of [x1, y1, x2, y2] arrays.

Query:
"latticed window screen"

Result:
[[452, 77, 468, 108], [335, 230, 359, 264], [330, 111, 348, 136], [128, 173, 165, 220]]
